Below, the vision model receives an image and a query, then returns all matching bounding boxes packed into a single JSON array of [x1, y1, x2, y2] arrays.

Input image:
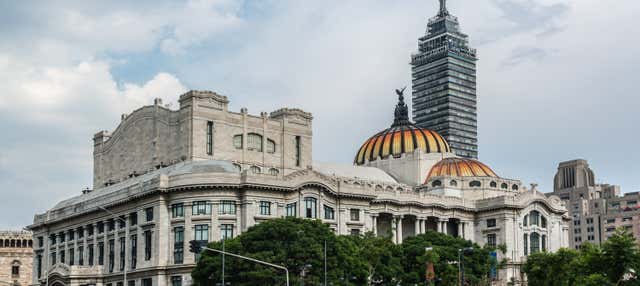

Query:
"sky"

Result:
[[1, 0, 639, 229]]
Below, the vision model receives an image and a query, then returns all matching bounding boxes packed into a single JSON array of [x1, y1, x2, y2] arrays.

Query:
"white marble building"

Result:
[[28, 90, 569, 286]]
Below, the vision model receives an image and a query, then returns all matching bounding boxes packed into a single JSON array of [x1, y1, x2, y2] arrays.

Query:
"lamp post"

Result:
[[458, 247, 473, 286], [98, 206, 128, 286], [191, 243, 290, 286]]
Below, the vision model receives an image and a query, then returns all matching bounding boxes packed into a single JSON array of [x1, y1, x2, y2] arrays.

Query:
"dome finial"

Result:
[[392, 87, 410, 127]]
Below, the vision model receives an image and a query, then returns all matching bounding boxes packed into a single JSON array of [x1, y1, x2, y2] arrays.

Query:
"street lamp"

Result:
[[98, 206, 128, 286], [458, 247, 473, 286]]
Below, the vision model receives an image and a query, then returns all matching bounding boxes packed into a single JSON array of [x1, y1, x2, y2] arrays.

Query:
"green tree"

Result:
[[523, 229, 640, 286], [601, 229, 640, 285], [192, 217, 371, 286], [399, 231, 494, 286]]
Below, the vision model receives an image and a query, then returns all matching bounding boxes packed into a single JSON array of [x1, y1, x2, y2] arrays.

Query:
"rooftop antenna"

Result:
[[438, 0, 450, 16]]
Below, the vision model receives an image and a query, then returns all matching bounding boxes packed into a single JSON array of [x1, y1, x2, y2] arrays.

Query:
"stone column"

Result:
[[436, 218, 442, 233], [397, 216, 404, 244], [422, 219, 428, 234], [371, 215, 378, 236], [442, 219, 449, 235], [414, 218, 420, 237], [391, 218, 398, 244], [457, 221, 463, 238]]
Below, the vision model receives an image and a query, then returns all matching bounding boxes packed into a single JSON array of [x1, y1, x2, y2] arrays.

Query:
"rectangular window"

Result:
[[108, 239, 114, 273], [119, 237, 125, 271], [142, 278, 152, 286], [304, 198, 317, 218], [523, 234, 528, 256], [194, 225, 209, 242], [324, 205, 335, 220], [128, 281, 135, 286], [119, 216, 127, 229], [145, 207, 154, 221], [68, 230, 75, 241], [88, 224, 94, 236], [98, 242, 104, 265], [78, 246, 84, 266], [221, 224, 233, 240], [60, 250, 65, 264], [350, 209, 360, 221], [129, 212, 138, 226], [219, 201, 236, 215], [117, 282, 123, 286], [108, 219, 115, 231], [69, 248, 75, 266], [77, 227, 84, 239], [38, 236, 44, 248], [130, 235, 137, 269], [606, 219, 616, 224], [50, 252, 56, 265], [174, 227, 184, 264], [192, 201, 212, 216], [350, 229, 361, 236], [172, 203, 185, 218], [295, 136, 301, 167], [144, 230, 152, 261], [260, 201, 271, 216], [206, 121, 213, 155], [487, 233, 497, 248], [59, 232, 65, 243], [486, 219, 497, 228], [88, 244, 94, 266], [50, 234, 56, 245], [36, 255, 42, 278], [286, 202, 297, 217], [12, 265, 19, 276], [171, 276, 182, 286]]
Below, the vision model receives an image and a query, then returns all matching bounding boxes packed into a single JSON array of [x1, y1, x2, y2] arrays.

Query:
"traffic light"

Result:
[[189, 240, 202, 254]]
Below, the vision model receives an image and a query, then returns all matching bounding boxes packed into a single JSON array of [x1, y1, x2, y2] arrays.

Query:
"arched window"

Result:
[[501, 183, 508, 189], [512, 184, 519, 190], [530, 232, 540, 253], [432, 180, 442, 187], [269, 168, 279, 176], [523, 234, 529, 256], [490, 181, 497, 188], [250, 166, 261, 174], [304, 197, 317, 218], [530, 211, 540, 226], [11, 261, 20, 277], [232, 164, 242, 173], [541, 216, 547, 228], [449, 180, 458, 186], [266, 139, 276, 153], [247, 133, 263, 152], [233, 135, 243, 149], [469, 181, 481, 187]]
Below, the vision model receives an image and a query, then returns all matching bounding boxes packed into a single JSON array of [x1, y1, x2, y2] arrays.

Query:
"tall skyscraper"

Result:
[[411, 0, 478, 158]]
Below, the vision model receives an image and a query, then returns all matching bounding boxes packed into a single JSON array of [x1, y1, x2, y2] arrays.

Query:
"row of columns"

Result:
[[372, 214, 471, 244]]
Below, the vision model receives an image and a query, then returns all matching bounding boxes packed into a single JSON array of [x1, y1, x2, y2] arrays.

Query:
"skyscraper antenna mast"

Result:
[[439, 0, 449, 16]]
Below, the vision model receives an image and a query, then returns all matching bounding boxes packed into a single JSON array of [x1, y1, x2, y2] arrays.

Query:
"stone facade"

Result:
[[93, 91, 312, 188], [548, 159, 640, 248], [29, 93, 569, 286], [0, 231, 33, 286]]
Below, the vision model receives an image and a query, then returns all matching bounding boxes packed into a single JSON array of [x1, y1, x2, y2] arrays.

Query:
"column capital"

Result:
[[394, 215, 405, 219], [439, 218, 449, 222]]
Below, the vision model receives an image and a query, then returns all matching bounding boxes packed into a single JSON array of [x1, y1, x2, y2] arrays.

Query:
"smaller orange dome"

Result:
[[426, 158, 498, 182]]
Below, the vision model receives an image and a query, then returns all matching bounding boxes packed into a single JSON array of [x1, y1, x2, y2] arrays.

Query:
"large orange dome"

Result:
[[354, 89, 450, 165], [427, 157, 498, 180], [354, 124, 450, 165]]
